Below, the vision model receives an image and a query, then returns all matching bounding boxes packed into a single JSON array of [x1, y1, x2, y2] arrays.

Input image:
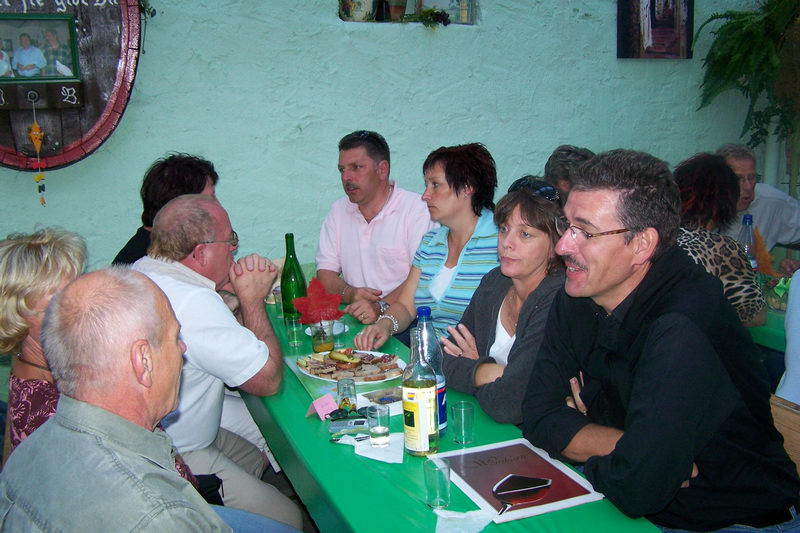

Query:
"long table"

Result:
[[750, 307, 786, 353], [242, 308, 657, 533]]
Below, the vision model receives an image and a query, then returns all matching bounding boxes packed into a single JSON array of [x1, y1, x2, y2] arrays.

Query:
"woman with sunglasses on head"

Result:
[[438, 177, 565, 425], [355, 143, 498, 350]]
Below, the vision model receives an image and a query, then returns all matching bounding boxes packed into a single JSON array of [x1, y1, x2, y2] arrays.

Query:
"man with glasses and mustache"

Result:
[[523, 150, 800, 532], [717, 144, 800, 266], [133, 194, 303, 530]]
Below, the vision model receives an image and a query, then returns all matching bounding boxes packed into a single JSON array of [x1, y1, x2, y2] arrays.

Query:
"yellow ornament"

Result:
[[34, 172, 45, 183], [28, 121, 43, 153]]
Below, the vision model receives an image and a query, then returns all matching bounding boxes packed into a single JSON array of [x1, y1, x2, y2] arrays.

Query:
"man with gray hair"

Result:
[[0, 268, 231, 531], [133, 194, 302, 529], [717, 143, 800, 252]]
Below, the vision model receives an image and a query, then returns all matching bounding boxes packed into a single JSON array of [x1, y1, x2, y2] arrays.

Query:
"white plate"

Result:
[[304, 323, 349, 336], [296, 351, 405, 384]]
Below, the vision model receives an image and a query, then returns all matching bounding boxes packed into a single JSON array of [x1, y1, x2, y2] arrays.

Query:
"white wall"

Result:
[[0, 0, 753, 268]]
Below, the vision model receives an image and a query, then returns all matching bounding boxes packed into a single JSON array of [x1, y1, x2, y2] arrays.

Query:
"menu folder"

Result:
[[432, 438, 604, 523]]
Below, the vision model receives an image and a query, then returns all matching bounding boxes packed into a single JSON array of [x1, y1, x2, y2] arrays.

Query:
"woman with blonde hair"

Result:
[[0, 227, 86, 449]]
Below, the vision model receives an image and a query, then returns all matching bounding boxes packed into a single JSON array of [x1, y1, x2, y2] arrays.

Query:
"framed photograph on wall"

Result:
[[617, 0, 694, 59], [0, 13, 80, 83]]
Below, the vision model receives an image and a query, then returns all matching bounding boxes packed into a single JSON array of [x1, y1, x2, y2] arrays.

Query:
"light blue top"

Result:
[[12, 46, 46, 77], [776, 270, 800, 404], [412, 209, 498, 333]]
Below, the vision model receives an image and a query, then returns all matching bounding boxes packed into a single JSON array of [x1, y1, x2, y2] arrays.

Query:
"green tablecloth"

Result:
[[750, 307, 786, 352], [242, 306, 657, 533]]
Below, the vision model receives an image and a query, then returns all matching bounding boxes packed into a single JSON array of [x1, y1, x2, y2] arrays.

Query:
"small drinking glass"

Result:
[[337, 378, 357, 412], [367, 405, 390, 447], [333, 318, 346, 349], [311, 320, 335, 353], [272, 287, 283, 320], [285, 317, 303, 348], [451, 401, 474, 445], [423, 458, 451, 509]]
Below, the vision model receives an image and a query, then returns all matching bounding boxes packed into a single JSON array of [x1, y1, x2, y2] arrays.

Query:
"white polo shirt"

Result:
[[723, 183, 800, 251], [133, 256, 268, 453]]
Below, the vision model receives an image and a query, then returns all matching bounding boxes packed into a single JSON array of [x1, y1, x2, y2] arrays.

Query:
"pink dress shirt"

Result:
[[316, 184, 436, 296]]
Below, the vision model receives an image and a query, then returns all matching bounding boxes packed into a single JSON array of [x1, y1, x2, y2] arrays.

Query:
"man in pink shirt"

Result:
[[316, 130, 436, 324]]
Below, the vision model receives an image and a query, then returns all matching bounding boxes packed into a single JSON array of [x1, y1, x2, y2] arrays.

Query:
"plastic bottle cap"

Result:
[[742, 214, 753, 225], [416, 306, 432, 318]]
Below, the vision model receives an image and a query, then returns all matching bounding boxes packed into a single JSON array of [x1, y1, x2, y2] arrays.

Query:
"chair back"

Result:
[[771, 394, 800, 476]]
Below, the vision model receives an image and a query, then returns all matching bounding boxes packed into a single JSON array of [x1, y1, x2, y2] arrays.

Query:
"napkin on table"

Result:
[[332, 433, 404, 463], [435, 509, 495, 533]]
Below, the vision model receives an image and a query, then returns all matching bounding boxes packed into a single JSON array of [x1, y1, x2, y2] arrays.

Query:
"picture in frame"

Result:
[[617, 0, 694, 59], [0, 13, 80, 83]]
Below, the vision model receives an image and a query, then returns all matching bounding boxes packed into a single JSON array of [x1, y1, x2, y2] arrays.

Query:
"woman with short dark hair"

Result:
[[355, 143, 499, 349]]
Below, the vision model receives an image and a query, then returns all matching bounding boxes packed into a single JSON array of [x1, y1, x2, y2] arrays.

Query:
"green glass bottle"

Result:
[[402, 327, 440, 456], [280, 233, 307, 320]]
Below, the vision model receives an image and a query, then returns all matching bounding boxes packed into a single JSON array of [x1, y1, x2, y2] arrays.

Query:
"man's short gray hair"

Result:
[[42, 266, 163, 399], [148, 194, 219, 261], [716, 143, 755, 163]]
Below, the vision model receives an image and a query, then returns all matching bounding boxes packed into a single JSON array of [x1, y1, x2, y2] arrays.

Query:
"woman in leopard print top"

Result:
[[674, 153, 766, 326]]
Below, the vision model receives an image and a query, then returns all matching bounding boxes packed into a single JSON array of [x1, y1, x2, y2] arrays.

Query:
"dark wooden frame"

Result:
[[0, 1, 141, 170]]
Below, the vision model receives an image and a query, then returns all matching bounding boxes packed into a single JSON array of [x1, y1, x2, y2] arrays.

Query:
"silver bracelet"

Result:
[[377, 314, 399, 334]]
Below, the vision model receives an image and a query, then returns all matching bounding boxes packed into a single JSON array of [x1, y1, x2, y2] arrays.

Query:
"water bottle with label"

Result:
[[736, 214, 758, 271], [416, 306, 447, 436]]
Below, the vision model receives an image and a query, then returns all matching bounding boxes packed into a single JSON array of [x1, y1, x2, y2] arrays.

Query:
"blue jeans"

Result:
[[658, 507, 800, 533], [210, 505, 301, 533]]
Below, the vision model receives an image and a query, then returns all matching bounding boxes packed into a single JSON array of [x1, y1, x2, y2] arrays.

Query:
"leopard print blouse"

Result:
[[677, 227, 766, 324]]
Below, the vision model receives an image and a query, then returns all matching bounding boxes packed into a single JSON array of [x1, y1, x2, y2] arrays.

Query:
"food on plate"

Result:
[[329, 348, 362, 364], [297, 350, 401, 382]]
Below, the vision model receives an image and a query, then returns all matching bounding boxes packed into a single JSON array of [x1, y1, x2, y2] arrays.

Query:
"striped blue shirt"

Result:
[[413, 209, 499, 332]]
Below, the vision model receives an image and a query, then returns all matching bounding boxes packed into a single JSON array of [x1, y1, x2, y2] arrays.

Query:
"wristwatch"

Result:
[[377, 299, 389, 314]]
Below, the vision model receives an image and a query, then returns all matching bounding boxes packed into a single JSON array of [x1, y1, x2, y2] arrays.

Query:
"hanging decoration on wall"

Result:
[[27, 104, 46, 206], [0, 2, 143, 176]]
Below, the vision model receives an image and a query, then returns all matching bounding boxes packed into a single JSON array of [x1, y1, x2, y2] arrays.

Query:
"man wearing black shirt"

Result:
[[113, 153, 218, 264], [523, 149, 800, 532]]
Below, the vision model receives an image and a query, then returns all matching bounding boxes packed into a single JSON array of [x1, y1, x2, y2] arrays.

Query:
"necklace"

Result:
[[365, 183, 394, 223], [16, 353, 51, 372]]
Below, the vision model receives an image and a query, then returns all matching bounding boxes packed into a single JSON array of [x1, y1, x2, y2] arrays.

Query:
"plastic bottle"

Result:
[[416, 306, 447, 435], [402, 327, 439, 456], [736, 214, 758, 271], [280, 233, 307, 319]]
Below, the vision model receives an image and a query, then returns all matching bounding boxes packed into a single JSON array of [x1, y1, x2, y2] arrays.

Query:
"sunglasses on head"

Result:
[[507, 176, 560, 202]]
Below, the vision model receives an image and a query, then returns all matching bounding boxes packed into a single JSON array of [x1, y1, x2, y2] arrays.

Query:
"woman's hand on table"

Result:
[[354, 323, 390, 351], [345, 299, 379, 325], [442, 324, 479, 360]]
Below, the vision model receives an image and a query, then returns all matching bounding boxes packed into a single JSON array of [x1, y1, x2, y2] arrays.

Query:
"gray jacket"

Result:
[[0, 395, 230, 532], [442, 267, 564, 425]]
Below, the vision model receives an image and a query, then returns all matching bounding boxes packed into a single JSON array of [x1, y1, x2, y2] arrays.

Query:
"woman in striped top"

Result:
[[355, 143, 498, 350]]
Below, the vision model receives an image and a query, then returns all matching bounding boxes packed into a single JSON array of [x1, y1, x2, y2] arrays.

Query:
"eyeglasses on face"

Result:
[[201, 230, 239, 248], [737, 173, 761, 186], [507, 176, 560, 202], [555, 216, 629, 240]]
